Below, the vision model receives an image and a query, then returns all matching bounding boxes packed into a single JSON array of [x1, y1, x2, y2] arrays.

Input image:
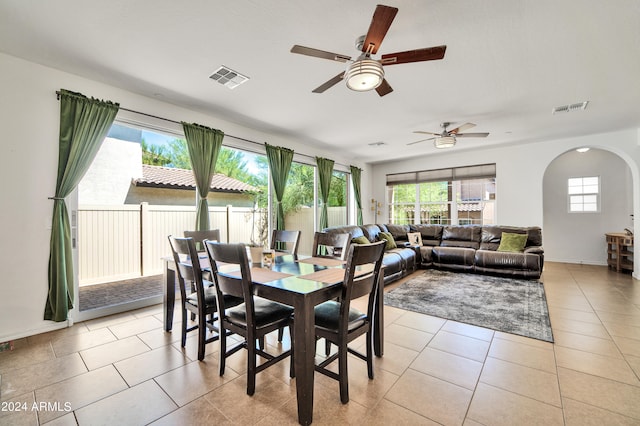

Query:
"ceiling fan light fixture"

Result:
[[345, 58, 384, 91], [434, 136, 456, 149]]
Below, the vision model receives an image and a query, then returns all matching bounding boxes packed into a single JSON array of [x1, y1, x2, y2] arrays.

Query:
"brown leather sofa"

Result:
[[322, 223, 544, 285]]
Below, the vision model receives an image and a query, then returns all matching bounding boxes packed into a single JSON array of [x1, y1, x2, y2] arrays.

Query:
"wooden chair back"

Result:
[[184, 229, 221, 251], [312, 231, 351, 260], [270, 229, 301, 255]]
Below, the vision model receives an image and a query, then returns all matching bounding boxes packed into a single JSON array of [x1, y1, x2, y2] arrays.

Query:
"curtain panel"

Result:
[[350, 166, 363, 225], [46, 89, 119, 322], [316, 157, 334, 230], [265, 143, 294, 230], [181, 122, 224, 231]]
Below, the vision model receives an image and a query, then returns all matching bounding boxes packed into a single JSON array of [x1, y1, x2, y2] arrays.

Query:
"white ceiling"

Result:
[[1, 0, 639, 164]]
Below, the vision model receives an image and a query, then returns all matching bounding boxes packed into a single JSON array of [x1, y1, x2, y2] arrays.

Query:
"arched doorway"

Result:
[[542, 148, 634, 270]]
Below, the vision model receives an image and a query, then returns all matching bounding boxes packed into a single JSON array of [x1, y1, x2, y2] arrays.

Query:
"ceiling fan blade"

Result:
[[413, 130, 440, 136], [381, 45, 447, 65], [362, 5, 398, 54], [312, 72, 345, 93], [375, 79, 393, 97], [455, 132, 490, 138], [291, 45, 351, 62], [448, 122, 476, 134], [407, 137, 435, 146]]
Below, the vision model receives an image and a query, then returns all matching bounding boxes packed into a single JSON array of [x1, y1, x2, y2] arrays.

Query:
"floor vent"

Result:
[[209, 66, 249, 89], [552, 101, 589, 114]]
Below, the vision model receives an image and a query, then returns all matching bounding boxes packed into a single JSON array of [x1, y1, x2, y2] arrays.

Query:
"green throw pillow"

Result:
[[497, 232, 528, 253], [378, 232, 397, 250], [352, 236, 370, 245]]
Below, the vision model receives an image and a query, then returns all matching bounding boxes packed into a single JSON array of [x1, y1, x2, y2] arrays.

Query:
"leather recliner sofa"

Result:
[[322, 223, 544, 286]]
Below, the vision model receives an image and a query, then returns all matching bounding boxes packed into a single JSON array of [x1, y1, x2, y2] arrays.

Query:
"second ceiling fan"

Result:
[[290, 4, 447, 97], [409, 123, 490, 148]]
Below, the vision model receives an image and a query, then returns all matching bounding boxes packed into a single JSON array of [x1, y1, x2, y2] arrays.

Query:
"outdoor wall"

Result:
[[543, 148, 633, 265], [0, 51, 369, 342], [124, 186, 253, 207]]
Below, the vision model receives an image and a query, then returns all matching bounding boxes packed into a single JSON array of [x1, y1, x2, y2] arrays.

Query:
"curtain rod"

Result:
[[55, 91, 351, 169]]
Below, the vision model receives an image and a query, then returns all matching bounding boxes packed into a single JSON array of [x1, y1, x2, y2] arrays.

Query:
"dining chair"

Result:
[[270, 229, 301, 256], [312, 231, 351, 260], [314, 240, 386, 404], [167, 236, 242, 361], [184, 229, 221, 251], [204, 240, 295, 396]]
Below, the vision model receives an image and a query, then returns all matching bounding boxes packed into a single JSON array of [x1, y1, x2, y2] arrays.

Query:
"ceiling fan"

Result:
[[408, 122, 490, 148], [290, 4, 446, 97]]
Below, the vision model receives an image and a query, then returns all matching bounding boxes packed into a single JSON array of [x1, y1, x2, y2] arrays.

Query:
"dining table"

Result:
[[162, 252, 384, 425]]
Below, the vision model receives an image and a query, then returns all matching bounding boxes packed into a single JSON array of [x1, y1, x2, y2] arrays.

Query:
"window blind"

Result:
[[387, 163, 496, 185]]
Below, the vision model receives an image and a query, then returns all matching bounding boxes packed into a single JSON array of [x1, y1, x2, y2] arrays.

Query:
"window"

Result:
[[386, 164, 496, 225], [568, 176, 599, 212]]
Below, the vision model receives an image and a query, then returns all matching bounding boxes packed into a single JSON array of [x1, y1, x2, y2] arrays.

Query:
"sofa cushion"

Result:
[[409, 224, 443, 246], [378, 232, 397, 250], [384, 224, 411, 242], [440, 226, 481, 249], [497, 232, 528, 253], [352, 236, 370, 245], [361, 224, 383, 242]]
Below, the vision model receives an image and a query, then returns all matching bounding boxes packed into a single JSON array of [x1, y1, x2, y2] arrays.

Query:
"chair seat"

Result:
[[314, 301, 366, 332], [186, 284, 242, 309], [227, 297, 294, 328]]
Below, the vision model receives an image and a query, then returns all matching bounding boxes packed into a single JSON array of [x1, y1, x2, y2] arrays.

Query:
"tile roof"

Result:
[[133, 164, 258, 193]]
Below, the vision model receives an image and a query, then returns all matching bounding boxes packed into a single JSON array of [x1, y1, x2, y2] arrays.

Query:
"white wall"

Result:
[[0, 52, 370, 341], [371, 129, 640, 277], [543, 148, 633, 264]]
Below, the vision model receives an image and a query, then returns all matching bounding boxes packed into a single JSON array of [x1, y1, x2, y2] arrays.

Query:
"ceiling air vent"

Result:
[[368, 142, 386, 147], [209, 66, 249, 89], [552, 101, 589, 114]]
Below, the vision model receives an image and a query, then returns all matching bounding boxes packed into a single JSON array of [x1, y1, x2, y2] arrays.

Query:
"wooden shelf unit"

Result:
[[606, 232, 634, 273]]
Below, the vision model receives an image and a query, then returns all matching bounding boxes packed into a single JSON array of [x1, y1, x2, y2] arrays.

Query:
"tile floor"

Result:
[[1, 262, 639, 425]]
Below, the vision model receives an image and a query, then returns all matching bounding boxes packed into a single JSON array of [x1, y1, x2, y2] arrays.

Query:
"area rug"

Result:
[[385, 270, 553, 342]]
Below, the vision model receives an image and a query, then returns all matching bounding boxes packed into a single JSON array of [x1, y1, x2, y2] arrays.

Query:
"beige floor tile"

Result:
[[548, 306, 601, 324], [114, 345, 189, 386], [563, 398, 640, 426], [384, 323, 433, 352], [441, 320, 495, 341], [612, 335, 640, 357], [42, 412, 79, 426], [75, 380, 177, 425], [550, 316, 611, 339], [131, 305, 164, 318], [150, 396, 233, 425], [466, 383, 564, 426], [26, 323, 90, 346], [410, 347, 483, 390], [83, 312, 137, 330], [0, 342, 55, 374], [136, 327, 182, 349], [596, 311, 640, 327], [35, 365, 127, 423], [427, 331, 490, 362], [602, 321, 640, 340], [493, 330, 554, 350], [107, 315, 163, 339], [1, 353, 87, 401], [623, 354, 640, 380], [79, 335, 150, 370], [385, 368, 472, 425], [488, 337, 557, 373], [480, 357, 561, 406], [205, 373, 294, 424], [392, 311, 446, 334], [0, 392, 37, 426], [553, 330, 623, 358], [361, 398, 440, 425], [383, 305, 407, 326], [369, 340, 419, 376], [555, 346, 639, 385], [51, 328, 117, 357], [558, 367, 640, 420], [154, 354, 239, 407]]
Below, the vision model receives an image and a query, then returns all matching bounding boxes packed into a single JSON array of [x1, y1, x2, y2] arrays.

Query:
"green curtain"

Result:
[[46, 90, 119, 322], [265, 143, 294, 230], [350, 165, 363, 225], [181, 122, 224, 231], [316, 157, 334, 230]]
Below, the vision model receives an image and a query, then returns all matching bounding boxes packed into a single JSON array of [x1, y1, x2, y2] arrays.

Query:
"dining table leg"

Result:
[[163, 260, 176, 332], [293, 296, 315, 425]]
